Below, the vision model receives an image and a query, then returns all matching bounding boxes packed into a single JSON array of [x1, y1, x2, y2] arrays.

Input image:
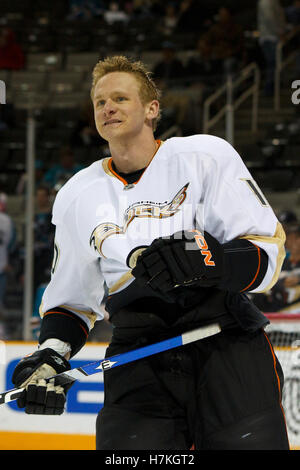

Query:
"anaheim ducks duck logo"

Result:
[[90, 183, 189, 258]]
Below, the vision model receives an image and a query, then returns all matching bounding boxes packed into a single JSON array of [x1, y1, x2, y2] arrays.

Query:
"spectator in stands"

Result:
[[152, 42, 191, 135], [152, 41, 186, 86], [133, 0, 163, 19], [30, 286, 43, 340], [175, 0, 213, 33], [185, 34, 224, 88], [278, 209, 298, 259], [67, 0, 104, 21], [0, 103, 15, 133], [70, 100, 106, 148], [43, 146, 84, 192], [33, 184, 55, 297], [0, 27, 24, 70], [285, 0, 300, 75], [16, 183, 54, 340], [16, 159, 45, 196], [104, 1, 129, 24], [285, 0, 300, 27], [35, 184, 53, 221], [267, 224, 300, 313], [0, 193, 16, 339], [278, 209, 298, 227], [253, 217, 300, 314], [158, 3, 179, 36], [203, 6, 245, 79], [15, 185, 54, 338], [257, 0, 287, 96]]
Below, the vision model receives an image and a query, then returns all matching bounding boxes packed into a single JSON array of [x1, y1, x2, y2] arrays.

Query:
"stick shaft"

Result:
[[0, 323, 221, 405]]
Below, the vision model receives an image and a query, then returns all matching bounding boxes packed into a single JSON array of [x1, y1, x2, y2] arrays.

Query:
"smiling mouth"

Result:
[[104, 120, 122, 126]]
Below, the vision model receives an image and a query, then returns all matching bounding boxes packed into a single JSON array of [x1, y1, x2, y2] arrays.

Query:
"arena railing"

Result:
[[202, 62, 260, 146]]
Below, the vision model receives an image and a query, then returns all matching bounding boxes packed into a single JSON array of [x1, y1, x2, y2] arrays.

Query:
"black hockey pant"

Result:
[[96, 328, 290, 450]]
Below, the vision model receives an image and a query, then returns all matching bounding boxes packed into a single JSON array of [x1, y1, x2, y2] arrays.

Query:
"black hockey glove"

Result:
[[131, 230, 223, 294], [12, 348, 72, 415]]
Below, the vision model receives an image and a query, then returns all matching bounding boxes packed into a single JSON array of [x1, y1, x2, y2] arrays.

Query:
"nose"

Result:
[[103, 98, 116, 117]]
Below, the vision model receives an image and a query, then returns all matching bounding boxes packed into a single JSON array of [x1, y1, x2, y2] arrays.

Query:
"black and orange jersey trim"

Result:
[[220, 238, 268, 293], [107, 139, 162, 187], [240, 243, 262, 293], [39, 306, 89, 358]]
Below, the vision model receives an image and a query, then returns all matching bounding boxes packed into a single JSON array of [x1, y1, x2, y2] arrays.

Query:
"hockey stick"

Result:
[[0, 323, 221, 405]]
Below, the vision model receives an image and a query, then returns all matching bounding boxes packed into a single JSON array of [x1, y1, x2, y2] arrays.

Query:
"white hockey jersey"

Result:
[[40, 135, 286, 331]]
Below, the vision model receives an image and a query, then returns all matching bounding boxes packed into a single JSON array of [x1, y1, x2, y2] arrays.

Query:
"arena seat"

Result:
[[26, 53, 63, 72], [47, 71, 84, 93], [65, 53, 101, 73], [10, 71, 46, 93], [47, 92, 88, 109]]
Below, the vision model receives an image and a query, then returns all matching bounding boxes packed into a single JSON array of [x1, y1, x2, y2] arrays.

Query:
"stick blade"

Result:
[[0, 387, 24, 405], [182, 323, 221, 345]]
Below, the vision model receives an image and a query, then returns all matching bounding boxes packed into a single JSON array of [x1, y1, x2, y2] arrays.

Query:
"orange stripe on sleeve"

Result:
[[43, 311, 89, 338], [240, 244, 261, 293]]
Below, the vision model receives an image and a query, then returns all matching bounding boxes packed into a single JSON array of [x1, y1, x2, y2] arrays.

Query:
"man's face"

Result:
[[61, 153, 74, 169], [36, 189, 49, 207], [92, 72, 153, 143]]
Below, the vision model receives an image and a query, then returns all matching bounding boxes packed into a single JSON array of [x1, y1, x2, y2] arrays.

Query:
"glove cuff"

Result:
[[39, 338, 71, 357]]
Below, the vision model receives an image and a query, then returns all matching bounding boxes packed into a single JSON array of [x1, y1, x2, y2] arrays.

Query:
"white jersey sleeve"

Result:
[[40, 196, 105, 330], [190, 135, 285, 293]]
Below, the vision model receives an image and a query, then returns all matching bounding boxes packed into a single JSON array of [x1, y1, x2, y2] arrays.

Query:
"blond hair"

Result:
[[91, 55, 161, 131]]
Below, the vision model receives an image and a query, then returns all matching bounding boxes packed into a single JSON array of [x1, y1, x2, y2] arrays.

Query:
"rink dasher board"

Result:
[[0, 342, 107, 435]]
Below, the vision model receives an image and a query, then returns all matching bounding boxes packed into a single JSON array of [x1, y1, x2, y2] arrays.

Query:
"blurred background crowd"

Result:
[[0, 0, 300, 342]]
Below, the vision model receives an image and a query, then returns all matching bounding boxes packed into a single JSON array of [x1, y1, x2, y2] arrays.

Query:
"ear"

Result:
[[145, 100, 160, 121]]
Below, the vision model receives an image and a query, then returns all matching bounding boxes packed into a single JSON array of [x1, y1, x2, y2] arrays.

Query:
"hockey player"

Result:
[[12, 56, 289, 450]]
